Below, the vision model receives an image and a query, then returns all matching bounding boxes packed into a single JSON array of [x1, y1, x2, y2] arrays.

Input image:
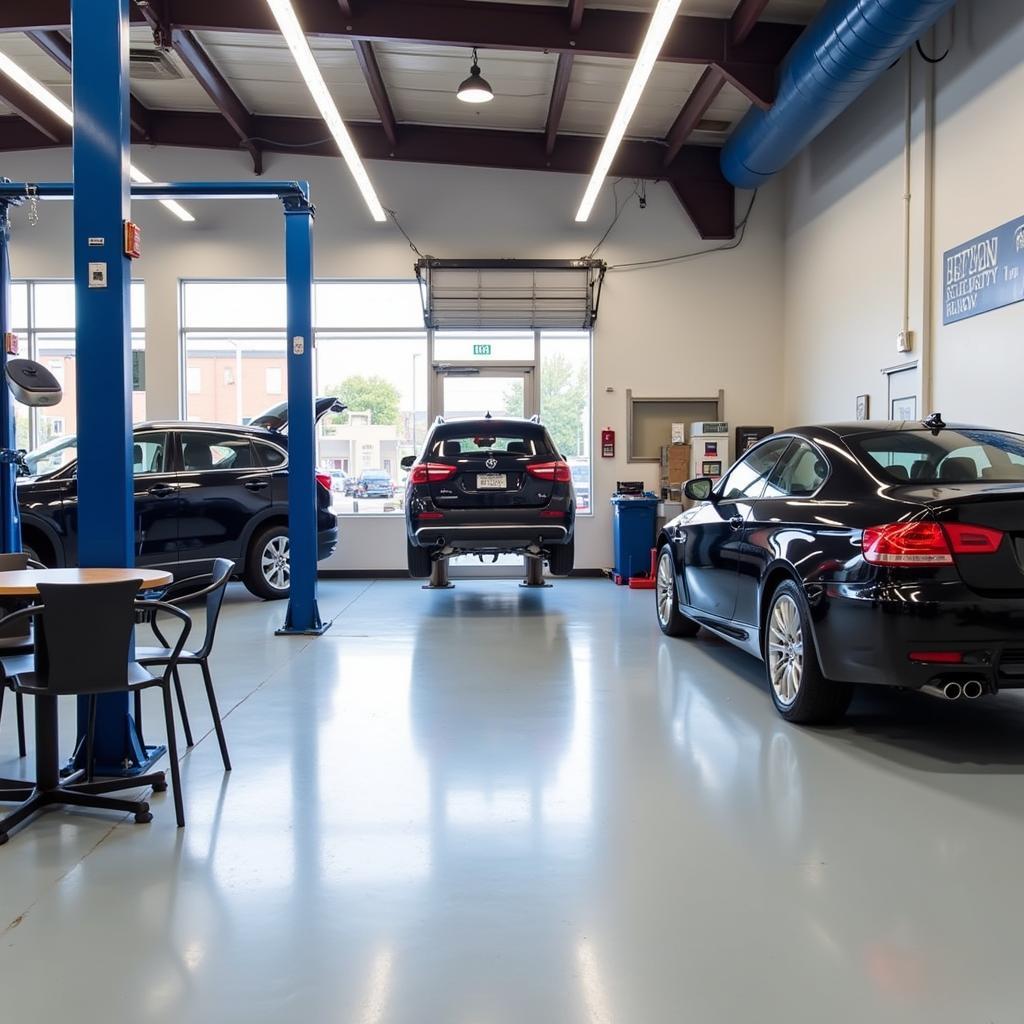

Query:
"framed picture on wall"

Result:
[[855, 394, 870, 421], [891, 395, 917, 421]]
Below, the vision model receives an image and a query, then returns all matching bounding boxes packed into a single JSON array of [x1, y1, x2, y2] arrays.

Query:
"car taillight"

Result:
[[417, 511, 444, 520], [909, 651, 965, 664], [315, 472, 332, 493], [943, 522, 1004, 554], [409, 462, 458, 485], [862, 522, 953, 566], [862, 521, 1005, 566], [527, 461, 571, 483], [540, 510, 566, 519]]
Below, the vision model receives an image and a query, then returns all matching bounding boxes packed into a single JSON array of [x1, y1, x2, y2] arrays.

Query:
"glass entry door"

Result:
[[432, 365, 537, 575]]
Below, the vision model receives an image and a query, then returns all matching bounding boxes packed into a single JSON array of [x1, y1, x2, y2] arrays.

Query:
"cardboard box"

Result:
[[663, 443, 692, 485]]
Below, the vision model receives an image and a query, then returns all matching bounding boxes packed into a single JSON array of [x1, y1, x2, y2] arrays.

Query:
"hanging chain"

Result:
[[26, 183, 39, 226]]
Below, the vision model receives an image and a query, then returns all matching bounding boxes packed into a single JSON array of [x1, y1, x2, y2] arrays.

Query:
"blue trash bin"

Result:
[[610, 494, 659, 582]]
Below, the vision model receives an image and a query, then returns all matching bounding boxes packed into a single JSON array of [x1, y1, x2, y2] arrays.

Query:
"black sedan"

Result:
[[17, 398, 342, 600], [656, 416, 1024, 722], [403, 415, 576, 578]]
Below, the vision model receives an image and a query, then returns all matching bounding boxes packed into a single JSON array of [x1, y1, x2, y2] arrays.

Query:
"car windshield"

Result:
[[851, 428, 1024, 484], [429, 432, 552, 457]]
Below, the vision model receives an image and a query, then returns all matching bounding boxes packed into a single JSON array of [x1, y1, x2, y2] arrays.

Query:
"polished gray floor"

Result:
[[3, 579, 1024, 1022]]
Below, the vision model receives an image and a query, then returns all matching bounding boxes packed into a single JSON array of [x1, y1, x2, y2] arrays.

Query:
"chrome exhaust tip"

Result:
[[921, 681, 962, 700], [962, 679, 984, 699]]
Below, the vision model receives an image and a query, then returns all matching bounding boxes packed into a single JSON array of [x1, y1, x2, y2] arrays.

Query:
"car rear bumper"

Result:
[[813, 580, 1024, 691], [411, 523, 570, 551], [317, 526, 339, 562]]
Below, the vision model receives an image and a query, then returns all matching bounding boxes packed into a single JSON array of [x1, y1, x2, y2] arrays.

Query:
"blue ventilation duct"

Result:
[[721, 0, 957, 189]]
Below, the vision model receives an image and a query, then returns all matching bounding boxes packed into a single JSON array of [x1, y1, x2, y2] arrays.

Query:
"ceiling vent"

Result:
[[129, 48, 183, 81], [695, 118, 731, 134]]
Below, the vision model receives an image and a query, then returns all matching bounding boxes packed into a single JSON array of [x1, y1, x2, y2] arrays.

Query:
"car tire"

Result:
[[765, 580, 852, 724], [244, 525, 291, 601], [656, 545, 700, 637], [547, 540, 574, 577], [407, 540, 432, 579]]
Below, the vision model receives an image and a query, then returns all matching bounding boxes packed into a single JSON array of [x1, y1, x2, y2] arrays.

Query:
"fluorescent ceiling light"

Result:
[[265, 0, 387, 222], [575, 0, 683, 222], [0, 50, 195, 222]]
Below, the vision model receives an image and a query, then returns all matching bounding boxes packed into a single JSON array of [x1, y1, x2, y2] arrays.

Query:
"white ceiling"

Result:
[[0, 1, 828, 150]]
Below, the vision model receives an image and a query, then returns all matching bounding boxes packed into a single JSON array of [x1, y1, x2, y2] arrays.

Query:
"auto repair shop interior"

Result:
[[1, 1, 1023, 1021]]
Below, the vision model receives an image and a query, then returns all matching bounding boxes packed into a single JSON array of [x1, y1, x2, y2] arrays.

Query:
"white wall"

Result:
[[0, 147, 786, 570], [783, 0, 1024, 428]]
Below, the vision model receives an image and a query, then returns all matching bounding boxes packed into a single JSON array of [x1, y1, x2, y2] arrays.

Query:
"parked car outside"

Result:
[[404, 416, 576, 578], [17, 398, 344, 600], [656, 417, 1024, 722], [356, 469, 396, 499], [329, 469, 350, 492]]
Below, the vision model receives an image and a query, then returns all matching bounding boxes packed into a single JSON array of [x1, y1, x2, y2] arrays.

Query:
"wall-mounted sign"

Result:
[[472, 343, 492, 356], [943, 216, 1024, 325]]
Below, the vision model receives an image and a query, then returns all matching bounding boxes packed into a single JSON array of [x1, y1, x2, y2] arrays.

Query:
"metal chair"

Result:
[[1, 580, 192, 838], [0, 551, 44, 758], [135, 558, 233, 771]]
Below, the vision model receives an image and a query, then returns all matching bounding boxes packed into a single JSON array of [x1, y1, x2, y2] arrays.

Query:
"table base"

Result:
[[0, 769, 167, 845]]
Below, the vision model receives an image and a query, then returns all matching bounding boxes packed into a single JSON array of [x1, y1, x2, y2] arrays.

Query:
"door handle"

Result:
[[729, 516, 744, 531], [148, 484, 175, 498], [245, 480, 269, 491]]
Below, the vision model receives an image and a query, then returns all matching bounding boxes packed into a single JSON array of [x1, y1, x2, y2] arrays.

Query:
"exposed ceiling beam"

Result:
[[717, 61, 775, 109], [0, 114, 63, 149], [730, 0, 772, 47], [0, 2, 801, 72], [25, 28, 154, 139], [168, 27, 263, 173], [139, 111, 736, 239], [663, 66, 725, 167], [0, 74, 70, 143], [544, 52, 574, 159], [351, 39, 398, 150], [568, 0, 585, 34], [337, 1, 353, 18]]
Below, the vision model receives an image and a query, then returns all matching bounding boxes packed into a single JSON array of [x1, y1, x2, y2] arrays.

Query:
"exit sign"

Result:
[[472, 344, 492, 356]]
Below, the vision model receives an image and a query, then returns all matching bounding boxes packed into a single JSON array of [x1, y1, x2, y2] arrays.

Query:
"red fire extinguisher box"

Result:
[[601, 428, 615, 458]]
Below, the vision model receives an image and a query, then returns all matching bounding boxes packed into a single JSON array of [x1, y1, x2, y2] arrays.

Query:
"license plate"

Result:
[[477, 473, 507, 489]]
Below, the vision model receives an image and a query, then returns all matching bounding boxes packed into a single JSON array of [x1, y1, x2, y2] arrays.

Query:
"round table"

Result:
[[0, 567, 172, 596], [0, 567, 175, 845]]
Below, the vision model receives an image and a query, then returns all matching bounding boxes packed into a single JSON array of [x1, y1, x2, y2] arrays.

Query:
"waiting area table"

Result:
[[0, 567, 173, 845]]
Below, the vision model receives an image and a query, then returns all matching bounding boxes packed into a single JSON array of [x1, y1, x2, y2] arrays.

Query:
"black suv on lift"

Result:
[[403, 416, 576, 578], [16, 398, 343, 600]]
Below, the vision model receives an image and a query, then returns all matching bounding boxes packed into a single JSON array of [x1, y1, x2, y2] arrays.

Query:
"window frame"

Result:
[[763, 437, 832, 500], [715, 437, 793, 502]]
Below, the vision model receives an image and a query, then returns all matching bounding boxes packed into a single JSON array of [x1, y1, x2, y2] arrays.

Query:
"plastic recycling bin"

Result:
[[610, 494, 659, 582]]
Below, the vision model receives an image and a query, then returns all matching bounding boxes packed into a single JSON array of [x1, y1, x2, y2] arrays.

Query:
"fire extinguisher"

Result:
[[601, 428, 615, 458]]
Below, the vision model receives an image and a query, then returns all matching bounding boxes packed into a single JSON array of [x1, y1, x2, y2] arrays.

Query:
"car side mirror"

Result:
[[684, 477, 715, 502], [400, 455, 416, 471]]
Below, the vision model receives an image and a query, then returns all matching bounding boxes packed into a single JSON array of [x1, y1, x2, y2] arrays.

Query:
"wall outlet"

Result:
[[897, 329, 913, 353]]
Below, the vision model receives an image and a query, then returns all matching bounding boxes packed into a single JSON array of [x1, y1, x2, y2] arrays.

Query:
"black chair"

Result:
[[0, 551, 44, 759], [135, 558, 233, 772], [1, 580, 192, 838]]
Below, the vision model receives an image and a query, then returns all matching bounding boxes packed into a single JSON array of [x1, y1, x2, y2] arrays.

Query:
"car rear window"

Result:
[[428, 432, 554, 458], [850, 429, 1024, 484]]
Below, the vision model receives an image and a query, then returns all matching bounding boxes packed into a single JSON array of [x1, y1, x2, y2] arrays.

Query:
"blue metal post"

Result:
[[0, 201, 20, 554], [71, 0, 159, 773], [279, 189, 328, 635]]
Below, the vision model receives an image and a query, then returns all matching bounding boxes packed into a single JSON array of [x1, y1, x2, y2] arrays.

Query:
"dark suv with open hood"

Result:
[[403, 416, 576, 578], [16, 398, 343, 600]]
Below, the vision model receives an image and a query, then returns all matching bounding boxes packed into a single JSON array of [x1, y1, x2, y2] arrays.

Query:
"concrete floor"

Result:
[[3, 579, 1024, 1022]]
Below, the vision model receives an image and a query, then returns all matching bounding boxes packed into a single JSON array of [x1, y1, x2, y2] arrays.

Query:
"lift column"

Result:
[[0, 200, 20, 554], [71, 0, 155, 772], [279, 188, 328, 635]]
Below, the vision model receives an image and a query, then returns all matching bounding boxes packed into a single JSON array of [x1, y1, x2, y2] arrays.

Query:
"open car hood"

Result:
[[249, 397, 346, 432]]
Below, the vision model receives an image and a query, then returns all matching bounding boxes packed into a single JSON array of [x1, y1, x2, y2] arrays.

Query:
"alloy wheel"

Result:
[[656, 551, 675, 627], [768, 594, 804, 706], [261, 535, 291, 592]]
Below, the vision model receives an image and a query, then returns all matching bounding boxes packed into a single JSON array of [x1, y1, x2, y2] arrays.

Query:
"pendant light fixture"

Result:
[[457, 49, 494, 104]]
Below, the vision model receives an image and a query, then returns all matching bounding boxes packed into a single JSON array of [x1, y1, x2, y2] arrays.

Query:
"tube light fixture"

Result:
[[0, 50, 195, 223], [265, 0, 387, 222], [574, 0, 683, 222]]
